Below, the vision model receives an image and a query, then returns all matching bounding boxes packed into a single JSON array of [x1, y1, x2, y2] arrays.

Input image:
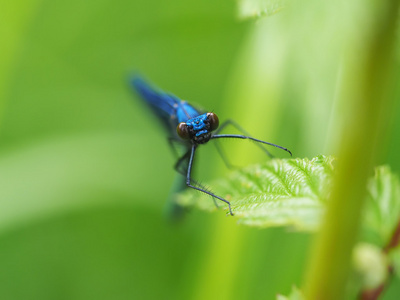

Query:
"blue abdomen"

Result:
[[131, 77, 179, 118], [131, 76, 202, 132]]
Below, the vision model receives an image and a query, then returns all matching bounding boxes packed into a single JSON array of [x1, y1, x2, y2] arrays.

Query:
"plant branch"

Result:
[[303, 0, 400, 299]]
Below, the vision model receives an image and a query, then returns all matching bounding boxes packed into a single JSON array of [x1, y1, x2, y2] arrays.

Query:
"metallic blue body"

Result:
[[130, 76, 292, 216], [132, 77, 203, 137], [186, 114, 209, 137]]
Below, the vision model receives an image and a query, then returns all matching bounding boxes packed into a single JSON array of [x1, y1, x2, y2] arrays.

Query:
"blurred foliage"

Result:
[[352, 243, 388, 291], [237, 0, 286, 20], [276, 286, 304, 300], [361, 166, 400, 247], [0, 0, 399, 299]]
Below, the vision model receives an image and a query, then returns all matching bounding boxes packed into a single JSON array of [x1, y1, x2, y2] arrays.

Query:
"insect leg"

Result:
[[174, 148, 191, 175], [211, 134, 292, 156], [215, 119, 273, 158], [168, 137, 186, 159], [174, 149, 219, 208], [186, 144, 233, 216], [214, 141, 235, 169]]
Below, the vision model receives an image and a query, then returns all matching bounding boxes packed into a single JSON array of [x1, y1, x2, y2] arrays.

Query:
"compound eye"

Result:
[[177, 122, 190, 139], [207, 112, 219, 131]]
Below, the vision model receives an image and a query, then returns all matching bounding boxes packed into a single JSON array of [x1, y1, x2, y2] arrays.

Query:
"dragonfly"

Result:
[[131, 76, 292, 216]]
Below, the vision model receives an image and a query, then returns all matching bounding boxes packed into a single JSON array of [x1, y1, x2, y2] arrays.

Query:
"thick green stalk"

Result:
[[304, 1, 399, 299]]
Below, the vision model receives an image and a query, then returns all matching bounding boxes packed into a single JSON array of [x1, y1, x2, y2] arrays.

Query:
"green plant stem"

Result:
[[303, 1, 400, 299]]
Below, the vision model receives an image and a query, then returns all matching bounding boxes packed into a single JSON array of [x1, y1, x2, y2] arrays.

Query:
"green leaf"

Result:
[[237, 0, 287, 20], [177, 155, 334, 230], [0, 132, 168, 233], [276, 286, 305, 300], [178, 156, 400, 239], [361, 166, 400, 247]]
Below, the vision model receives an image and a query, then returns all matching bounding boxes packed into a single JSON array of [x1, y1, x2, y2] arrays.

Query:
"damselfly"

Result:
[[131, 77, 292, 216]]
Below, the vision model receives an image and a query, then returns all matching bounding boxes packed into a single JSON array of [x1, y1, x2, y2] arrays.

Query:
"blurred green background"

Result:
[[0, 0, 399, 299]]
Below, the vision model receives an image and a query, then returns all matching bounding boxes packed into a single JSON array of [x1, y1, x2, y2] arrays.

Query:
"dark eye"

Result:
[[177, 122, 190, 139], [207, 113, 219, 131]]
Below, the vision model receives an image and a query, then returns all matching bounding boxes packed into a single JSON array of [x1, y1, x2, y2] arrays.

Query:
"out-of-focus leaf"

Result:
[[276, 286, 304, 300], [178, 155, 334, 230], [361, 166, 400, 247], [237, 0, 286, 20], [0, 131, 169, 233], [352, 243, 388, 290]]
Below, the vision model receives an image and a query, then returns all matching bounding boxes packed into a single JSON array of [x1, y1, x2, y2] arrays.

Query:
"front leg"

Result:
[[168, 137, 186, 159], [174, 147, 219, 208], [174, 148, 191, 176], [185, 144, 233, 216], [214, 119, 273, 158]]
